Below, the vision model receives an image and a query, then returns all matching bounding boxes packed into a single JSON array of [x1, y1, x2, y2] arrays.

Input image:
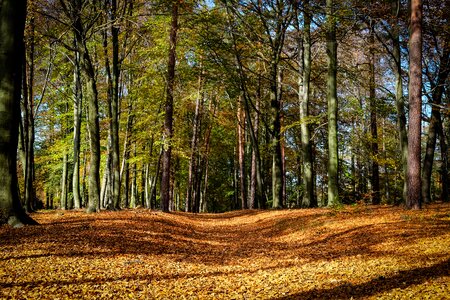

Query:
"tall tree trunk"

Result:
[[298, 1, 315, 207], [72, 44, 82, 209], [0, 0, 36, 226], [391, 1, 408, 204], [85, 73, 101, 213], [369, 22, 380, 205], [22, 6, 36, 213], [421, 44, 449, 203], [326, 0, 339, 207], [161, 0, 179, 212], [270, 60, 283, 209], [110, 0, 121, 210], [406, 0, 423, 209]]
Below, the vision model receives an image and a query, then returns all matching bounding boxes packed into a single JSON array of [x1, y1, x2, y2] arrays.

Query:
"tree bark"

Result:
[[406, 0, 422, 209], [237, 97, 247, 209], [186, 72, 203, 212], [0, 0, 36, 226], [326, 0, 340, 207], [161, 0, 179, 212], [421, 43, 449, 203], [391, 2, 408, 204], [72, 42, 82, 209], [369, 23, 380, 205], [298, 1, 315, 207]]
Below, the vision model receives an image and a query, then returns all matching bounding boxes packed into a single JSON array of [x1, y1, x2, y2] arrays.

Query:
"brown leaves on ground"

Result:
[[1, 204, 449, 299]]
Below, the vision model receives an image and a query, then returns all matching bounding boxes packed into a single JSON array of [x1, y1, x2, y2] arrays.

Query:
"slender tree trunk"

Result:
[[23, 8, 36, 213], [326, 0, 339, 207], [110, 0, 121, 210], [161, 0, 179, 212], [369, 23, 380, 205], [151, 149, 163, 209], [61, 150, 69, 210], [391, 5, 408, 204], [270, 59, 283, 209], [406, 0, 423, 209], [0, 0, 36, 226], [186, 73, 203, 212], [237, 97, 247, 209], [421, 44, 449, 203], [72, 44, 82, 209], [131, 143, 137, 208], [299, 2, 315, 207]]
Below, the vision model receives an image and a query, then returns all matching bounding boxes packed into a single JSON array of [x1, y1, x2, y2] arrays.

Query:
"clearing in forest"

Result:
[[1, 204, 449, 299]]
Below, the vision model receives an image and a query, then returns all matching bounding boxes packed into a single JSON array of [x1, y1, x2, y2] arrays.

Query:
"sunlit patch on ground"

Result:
[[1, 203, 449, 299]]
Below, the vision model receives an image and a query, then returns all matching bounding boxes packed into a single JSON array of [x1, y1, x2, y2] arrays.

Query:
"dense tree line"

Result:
[[1, 0, 449, 225]]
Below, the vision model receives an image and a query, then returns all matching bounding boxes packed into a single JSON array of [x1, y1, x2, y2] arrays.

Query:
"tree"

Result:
[[297, 0, 315, 208], [161, 0, 179, 212], [0, 0, 36, 226], [406, 0, 422, 209], [326, 0, 339, 207]]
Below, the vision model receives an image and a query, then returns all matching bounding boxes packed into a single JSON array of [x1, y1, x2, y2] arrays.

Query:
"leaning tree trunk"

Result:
[[0, 0, 36, 227], [406, 0, 423, 209], [161, 0, 179, 212], [326, 0, 339, 207]]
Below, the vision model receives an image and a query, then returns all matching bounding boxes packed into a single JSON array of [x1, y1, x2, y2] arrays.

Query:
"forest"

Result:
[[0, 0, 448, 220], [0, 0, 449, 298]]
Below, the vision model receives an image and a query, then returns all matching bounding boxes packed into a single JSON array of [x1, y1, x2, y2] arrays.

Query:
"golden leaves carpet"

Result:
[[1, 204, 449, 299]]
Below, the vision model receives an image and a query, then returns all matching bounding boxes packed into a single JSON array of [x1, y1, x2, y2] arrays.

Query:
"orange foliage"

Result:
[[1, 204, 449, 299]]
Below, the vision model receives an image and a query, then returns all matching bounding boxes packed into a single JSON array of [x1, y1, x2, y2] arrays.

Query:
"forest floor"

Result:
[[1, 203, 449, 299]]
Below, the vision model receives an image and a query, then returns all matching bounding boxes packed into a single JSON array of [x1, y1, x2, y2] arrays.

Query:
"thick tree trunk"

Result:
[[326, 0, 339, 207], [85, 74, 101, 213], [406, 0, 423, 209], [0, 0, 36, 226], [161, 0, 179, 212]]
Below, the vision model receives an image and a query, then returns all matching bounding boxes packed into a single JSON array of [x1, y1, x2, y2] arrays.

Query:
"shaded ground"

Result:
[[1, 203, 449, 299]]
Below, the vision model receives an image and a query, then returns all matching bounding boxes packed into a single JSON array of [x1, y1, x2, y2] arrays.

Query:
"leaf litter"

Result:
[[0, 203, 449, 299]]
